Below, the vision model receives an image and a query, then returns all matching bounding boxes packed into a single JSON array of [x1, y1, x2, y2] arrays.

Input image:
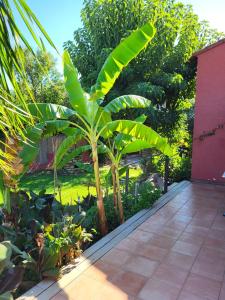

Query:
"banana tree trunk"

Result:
[[91, 141, 108, 235], [114, 164, 124, 224], [164, 156, 169, 194], [111, 164, 118, 211]]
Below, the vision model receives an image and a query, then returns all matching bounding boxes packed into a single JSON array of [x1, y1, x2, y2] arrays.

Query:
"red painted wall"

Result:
[[192, 42, 225, 183]]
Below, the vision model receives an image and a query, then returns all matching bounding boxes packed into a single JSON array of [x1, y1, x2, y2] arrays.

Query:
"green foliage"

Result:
[[153, 154, 192, 183], [0, 241, 33, 299], [16, 50, 68, 105], [90, 22, 155, 100], [65, 0, 223, 100], [104, 95, 152, 113], [123, 181, 161, 219], [0, 189, 94, 296], [64, 0, 224, 156], [84, 181, 161, 233], [102, 120, 173, 156]]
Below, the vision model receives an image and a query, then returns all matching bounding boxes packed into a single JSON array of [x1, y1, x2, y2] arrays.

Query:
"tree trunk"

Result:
[[115, 164, 124, 224], [164, 156, 169, 194], [92, 141, 108, 235], [125, 167, 129, 194], [111, 164, 118, 210]]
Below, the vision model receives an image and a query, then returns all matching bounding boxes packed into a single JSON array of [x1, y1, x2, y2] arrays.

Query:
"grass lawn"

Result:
[[15, 166, 142, 205]]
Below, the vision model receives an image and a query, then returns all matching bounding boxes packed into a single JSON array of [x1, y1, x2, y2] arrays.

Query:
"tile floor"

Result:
[[51, 183, 225, 299]]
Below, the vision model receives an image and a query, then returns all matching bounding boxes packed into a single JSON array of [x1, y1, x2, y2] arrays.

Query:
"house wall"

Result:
[[192, 43, 225, 183]]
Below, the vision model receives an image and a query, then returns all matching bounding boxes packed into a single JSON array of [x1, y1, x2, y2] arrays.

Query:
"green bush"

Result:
[[123, 181, 161, 219], [152, 154, 192, 183]]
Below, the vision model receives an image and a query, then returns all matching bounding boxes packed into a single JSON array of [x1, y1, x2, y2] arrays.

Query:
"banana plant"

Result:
[[56, 22, 156, 235], [99, 115, 173, 223], [19, 22, 171, 236]]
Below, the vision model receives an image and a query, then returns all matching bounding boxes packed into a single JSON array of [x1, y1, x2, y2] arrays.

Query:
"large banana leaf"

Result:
[[122, 140, 156, 154], [63, 51, 86, 115], [104, 95, 151, 113], [114, 114, 147, 150], [90, 22, 155, 100], [57, 145, 91, 169], [94, 107, 112, 129], [54, 130, 82, 167], [102, 120, 173, 157], [63, 51, 98, 123], [27, 103, 75, 122], [43, 120, 70, 137]]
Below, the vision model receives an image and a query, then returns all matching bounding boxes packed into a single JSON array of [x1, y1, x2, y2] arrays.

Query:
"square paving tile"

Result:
[[83, 260, 120, 282], [178, 290, 214, 300], [183, 273, 221, 300], [93, 281, 134, 300], [138, 278, 181, 300], [138, 244, 168, 262], [152, 263, 189, 288], [171, 240, 201, 257], [149, 234, 176, 250], [163, 251, 195, 271], [124, 255, 159, 277], [110, 270, 148, 296], [184, 224, 210, 237], [128, 229, 154, 243], [100, 248, 132, 266], [178, 232, 205, 246], [115, 237, 139, 253], [57, 275, 102, 300], [191, 256, 225, 281]]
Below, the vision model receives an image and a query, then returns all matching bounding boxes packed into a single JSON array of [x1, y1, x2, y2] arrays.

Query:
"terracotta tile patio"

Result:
[[25, 182, 225, 299]]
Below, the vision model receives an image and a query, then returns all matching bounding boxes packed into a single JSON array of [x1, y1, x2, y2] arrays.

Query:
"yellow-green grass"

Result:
[[0, 166, 142, 205]]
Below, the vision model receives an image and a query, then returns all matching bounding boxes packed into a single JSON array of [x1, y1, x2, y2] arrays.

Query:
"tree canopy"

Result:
[[16, 50, 68, 105], [64, 0, 224, 139]]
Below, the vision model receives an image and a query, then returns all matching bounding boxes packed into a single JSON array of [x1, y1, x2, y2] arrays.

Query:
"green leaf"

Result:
[[0, 172, 4, 205], [102, 120, 173, 156], [0, 292, 13, 300], [90, 22, 155, 100], [3, 189, 10, 215], [43, 120, 71, 137], [135, 114, 147, 123], [94, 107, 112, 129], [104, 95, 151, 113], [27, 103, 75, 122], [57, 145, 91, 169], [74, 161, 93, 173], [0, 243, 12, 275], [63, 51, 89, 118], [54, 131, 83, 167], [122, 140, 155, 154]]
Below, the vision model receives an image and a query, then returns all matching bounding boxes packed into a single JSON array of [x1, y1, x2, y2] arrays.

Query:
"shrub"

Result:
[[123, 181, 161, 219]]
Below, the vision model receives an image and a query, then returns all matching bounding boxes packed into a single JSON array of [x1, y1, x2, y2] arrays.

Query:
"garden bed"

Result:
[[18, 180, 190, 300]]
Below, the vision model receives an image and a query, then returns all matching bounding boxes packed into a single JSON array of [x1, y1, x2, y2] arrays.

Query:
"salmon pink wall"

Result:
[[192, 42, 225, 183]]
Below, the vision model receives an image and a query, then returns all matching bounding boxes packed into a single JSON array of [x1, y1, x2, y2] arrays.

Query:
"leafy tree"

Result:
[[16, 50, 68, 105], [64, 0, 224, 186], [64, 0, 224, 136]]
